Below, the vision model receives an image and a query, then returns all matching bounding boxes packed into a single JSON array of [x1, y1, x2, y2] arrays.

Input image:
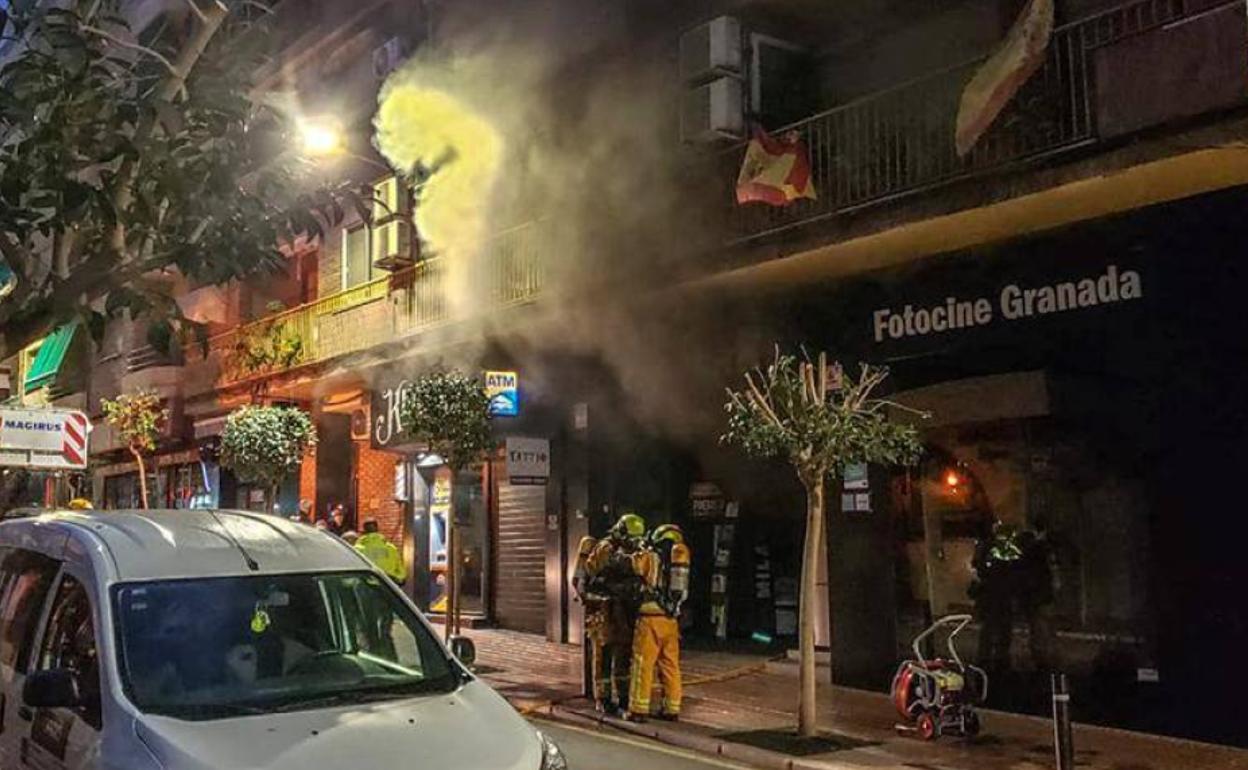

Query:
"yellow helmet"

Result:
[[650, 524, 684, 547], [611, 513, 646, 539], [67, 498, 93, 510]]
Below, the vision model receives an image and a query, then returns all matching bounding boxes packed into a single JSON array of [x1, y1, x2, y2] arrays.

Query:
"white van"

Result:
[[0, 509, 567, 770]]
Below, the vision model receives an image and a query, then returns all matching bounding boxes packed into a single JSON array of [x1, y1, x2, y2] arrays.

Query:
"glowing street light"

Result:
[[298, 120, 343, 157]]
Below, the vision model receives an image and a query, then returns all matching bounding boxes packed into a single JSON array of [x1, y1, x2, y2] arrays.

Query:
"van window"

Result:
[[114, 571, 458, 721], [37, 575, 101, 730], [0, 547, 60, 672]]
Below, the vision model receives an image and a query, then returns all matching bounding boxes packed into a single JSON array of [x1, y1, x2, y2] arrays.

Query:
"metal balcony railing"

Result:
[[194, 220, 547, 384], [727, 0, 1197, 242]]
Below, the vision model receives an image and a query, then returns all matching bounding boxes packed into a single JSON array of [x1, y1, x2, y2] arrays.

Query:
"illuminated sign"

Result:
[[485, 370, 519, 417]]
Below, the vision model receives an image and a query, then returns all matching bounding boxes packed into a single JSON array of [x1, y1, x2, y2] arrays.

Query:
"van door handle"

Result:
[[17, 706, 32, 722]]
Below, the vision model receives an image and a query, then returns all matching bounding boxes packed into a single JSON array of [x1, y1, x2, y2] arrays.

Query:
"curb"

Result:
[[527, 702, 856, 770]]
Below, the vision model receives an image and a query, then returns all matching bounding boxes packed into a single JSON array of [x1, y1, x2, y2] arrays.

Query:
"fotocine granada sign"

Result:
[[871, 264, 1143, 343]]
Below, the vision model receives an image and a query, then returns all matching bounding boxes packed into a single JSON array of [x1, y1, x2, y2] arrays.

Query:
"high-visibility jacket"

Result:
[[356, 532, 407, 582]]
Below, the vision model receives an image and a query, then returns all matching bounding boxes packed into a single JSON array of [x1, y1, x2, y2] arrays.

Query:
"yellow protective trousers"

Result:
[[629, 614, 682, 715]]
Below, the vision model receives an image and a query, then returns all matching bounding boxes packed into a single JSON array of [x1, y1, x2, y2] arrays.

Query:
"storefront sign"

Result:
[[372, 379, 413, 448], [843, 463, 869, 490], [690, 481, 727, 519], [871, 264, 1143, 343], [506, 436, 549, 485], [0, 407, 90, 469], [486, 371, 519, 417]]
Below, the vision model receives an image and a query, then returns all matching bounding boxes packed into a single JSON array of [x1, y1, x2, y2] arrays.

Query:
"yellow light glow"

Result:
[[299, 121, 343, 157]]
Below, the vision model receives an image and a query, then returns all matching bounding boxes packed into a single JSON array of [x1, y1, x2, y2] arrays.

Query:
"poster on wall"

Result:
[[505, 436, 550, 485]]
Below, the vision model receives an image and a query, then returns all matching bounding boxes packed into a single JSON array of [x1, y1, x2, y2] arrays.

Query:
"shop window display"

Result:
[[895, 416, 1155, 676]]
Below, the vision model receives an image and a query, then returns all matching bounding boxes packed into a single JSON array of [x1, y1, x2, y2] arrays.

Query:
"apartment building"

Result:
[[7, 0, 1247, 743]]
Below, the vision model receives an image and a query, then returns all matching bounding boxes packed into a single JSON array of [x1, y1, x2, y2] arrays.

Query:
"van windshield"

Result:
[[113, 571, 459, 720]]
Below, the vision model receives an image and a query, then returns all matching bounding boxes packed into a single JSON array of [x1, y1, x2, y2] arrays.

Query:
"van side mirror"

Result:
[[23, 669, 83, 709], [449, 635, 476, 668]]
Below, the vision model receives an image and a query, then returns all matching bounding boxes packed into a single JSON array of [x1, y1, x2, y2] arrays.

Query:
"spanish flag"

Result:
[[736, 127, 816, 206], [955, 0, 1054, 157]]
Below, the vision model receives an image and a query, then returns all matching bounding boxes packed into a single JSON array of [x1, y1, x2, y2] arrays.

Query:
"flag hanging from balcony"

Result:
[[736, 127, 817, 206], [955, 0, 1054, 157]]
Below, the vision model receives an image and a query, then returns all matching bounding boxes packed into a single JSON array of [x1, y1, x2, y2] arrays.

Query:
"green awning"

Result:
[[24, 323, 77, 392]]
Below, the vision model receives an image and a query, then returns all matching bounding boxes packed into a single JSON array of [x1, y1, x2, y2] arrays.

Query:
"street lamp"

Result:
[[298, 119, 343, 157], [297, 117, 393, 174]]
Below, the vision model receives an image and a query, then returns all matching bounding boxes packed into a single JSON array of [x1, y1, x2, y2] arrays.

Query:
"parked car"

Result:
[[0, 509, 567, 770]]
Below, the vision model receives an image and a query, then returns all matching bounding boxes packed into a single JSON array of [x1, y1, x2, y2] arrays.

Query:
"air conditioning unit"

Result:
[[372, 36, 409, 80], [680, 16, 743, 85], [371, 177, 414, 270], [749, 34, 816, 129], [681, 77, 745, 144]]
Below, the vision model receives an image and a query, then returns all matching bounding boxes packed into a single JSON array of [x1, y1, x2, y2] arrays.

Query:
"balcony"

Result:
[[725, 0, 1237, 243], [186, 221, 547, 388]]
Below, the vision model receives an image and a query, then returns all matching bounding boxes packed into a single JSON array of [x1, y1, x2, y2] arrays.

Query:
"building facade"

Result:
[[5, 0, 1248, 745]]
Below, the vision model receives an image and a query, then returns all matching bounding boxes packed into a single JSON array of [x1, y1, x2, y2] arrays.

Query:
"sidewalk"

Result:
[[461, 627, 1248, 770]]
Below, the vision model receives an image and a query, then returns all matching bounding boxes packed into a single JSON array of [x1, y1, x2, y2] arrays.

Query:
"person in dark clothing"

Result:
[[1017, 527, 1059, 672], [971, 520, 1023, 673], [325, 503, 347, 536]]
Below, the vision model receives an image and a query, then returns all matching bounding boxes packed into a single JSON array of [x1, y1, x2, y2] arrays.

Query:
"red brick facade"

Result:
[[298, 447, 317, 521], [354, 441, 404, 542]]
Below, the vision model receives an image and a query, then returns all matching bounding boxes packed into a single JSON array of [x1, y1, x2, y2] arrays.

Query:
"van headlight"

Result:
[[536, 730, 568, 770]]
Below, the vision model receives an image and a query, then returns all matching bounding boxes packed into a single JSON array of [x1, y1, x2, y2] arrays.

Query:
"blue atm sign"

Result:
[[485, 371, 519, 417]]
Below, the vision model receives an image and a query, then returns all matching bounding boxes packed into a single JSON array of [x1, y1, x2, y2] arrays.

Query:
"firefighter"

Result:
[[576, 513, 647, 714], [971, 519, 1023, 673], [625, 523, 690, 722]]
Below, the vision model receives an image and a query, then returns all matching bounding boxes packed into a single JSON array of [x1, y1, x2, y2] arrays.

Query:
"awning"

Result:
[[24, 323, 78, 392]]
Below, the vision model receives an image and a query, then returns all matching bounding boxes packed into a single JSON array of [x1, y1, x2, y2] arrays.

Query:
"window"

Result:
[[342, 225, 371, 289], [37, 575, 101, 730], [114, 571, 457, 721], [341, 176, 414, 290], [0, 547, 59, 672]]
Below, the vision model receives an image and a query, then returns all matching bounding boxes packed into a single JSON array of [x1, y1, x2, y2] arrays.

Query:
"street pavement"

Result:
[[533, 719, 758, 770], [463, 627, 1248, 770]]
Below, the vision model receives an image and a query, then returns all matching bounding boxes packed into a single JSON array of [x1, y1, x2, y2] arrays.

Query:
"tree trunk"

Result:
[[798, 475, 826, 737], [132, 448, 150, 510], [269, 484, 279, 516]]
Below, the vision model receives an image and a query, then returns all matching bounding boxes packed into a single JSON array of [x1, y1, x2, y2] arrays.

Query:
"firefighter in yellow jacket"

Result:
[[626, 524, 690, 722], [573, 514, 646, 714]]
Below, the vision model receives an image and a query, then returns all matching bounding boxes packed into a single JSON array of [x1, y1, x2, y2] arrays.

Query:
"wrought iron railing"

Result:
[[194, 220, 547, 384], [727, 0, 1197, 242]]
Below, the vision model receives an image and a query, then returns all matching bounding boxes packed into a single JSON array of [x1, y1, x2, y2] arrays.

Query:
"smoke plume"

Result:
[[370, 0, 731, 441]]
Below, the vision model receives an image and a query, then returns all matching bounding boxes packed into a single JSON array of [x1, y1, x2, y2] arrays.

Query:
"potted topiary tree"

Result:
[[723, 348, 926, 737], [101, 390, 167, 509], [220, 405, 316, 515], [400, 370, 494, 641]]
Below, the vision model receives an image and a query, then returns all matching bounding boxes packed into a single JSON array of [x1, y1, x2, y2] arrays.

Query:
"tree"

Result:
[[0, 0, 362, 361], [101, 389, 167, 509], [723, 349, 925, 737], [399, 370, 494, 640], [220, 405, 316, 514]]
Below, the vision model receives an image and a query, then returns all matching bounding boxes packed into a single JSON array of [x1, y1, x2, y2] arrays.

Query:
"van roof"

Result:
[[2, 509, 368, 581]]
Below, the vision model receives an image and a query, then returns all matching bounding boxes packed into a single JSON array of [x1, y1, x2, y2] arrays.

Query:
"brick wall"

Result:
[[318, 223, 343, 299], [355, 441, 403, 542], [298, 447, 317, 521]]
